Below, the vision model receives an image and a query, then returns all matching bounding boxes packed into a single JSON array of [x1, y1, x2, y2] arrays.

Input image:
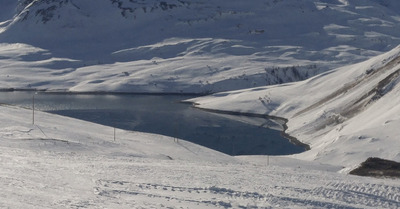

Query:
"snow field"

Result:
[[1, 1, 400, 207], [1, 105, 400, 208], [1, 0, 400, 93]]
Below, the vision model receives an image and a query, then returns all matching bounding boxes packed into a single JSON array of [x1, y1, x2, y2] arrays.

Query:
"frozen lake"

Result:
[[0, 91, 305, 155]]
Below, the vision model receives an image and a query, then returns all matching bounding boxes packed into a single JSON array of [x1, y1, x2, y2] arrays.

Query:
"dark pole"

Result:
[[32, 94, 35, 125]]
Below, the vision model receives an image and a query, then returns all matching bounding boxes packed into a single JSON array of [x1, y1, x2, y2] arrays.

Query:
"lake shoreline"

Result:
[[0, 88, 210, 96], [0, 90, 309, 155], [186, 104, 311, 151]]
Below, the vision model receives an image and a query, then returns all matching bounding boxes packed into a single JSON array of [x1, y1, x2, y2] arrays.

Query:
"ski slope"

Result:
[[1, 104, 399, 208]]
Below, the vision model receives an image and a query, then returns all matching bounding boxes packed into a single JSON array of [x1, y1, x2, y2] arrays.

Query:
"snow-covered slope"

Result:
[[1, 104, 400, 208], [1, 0, 400, 93], [190, 45, 400, 171]]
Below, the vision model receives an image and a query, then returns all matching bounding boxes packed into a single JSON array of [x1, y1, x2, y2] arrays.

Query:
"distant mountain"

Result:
[[0, 0, 400, 93]]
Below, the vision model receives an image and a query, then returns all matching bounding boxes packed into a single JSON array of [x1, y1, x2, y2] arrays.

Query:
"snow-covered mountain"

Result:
[[190, 45, 400, 171], [2, 1, 400, 206], [1, 0, 400, 93]]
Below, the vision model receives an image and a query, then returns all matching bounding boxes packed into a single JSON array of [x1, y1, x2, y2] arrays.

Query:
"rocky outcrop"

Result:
[[350, 158, 400, 178]]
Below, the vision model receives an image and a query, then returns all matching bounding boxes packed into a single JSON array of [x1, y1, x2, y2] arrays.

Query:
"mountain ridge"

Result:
[[0, 0, 400, 93]]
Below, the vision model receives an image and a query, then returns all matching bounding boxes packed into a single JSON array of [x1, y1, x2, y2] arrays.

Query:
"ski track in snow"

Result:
[[91, 166, 400, 209]]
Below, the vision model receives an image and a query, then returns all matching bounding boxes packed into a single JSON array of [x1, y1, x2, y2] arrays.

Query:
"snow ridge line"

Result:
[[294, 55, 400, 118]]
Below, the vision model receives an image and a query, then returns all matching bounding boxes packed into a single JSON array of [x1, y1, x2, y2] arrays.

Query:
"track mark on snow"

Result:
[[311, 182, 400, 208], [93, 180, 360, 208]]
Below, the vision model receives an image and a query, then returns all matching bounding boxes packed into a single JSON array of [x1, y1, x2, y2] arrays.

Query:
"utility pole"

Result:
[[32, 93, 35, 125]]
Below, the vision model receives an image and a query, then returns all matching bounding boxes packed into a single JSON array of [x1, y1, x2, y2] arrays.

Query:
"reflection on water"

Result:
[[0, 91, 305, 155]]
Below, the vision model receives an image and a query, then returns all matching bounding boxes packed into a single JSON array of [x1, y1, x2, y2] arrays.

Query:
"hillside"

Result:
[[1, 103, 400, 208], [189, 45, 400, 171], [1, 0, 400, 93]]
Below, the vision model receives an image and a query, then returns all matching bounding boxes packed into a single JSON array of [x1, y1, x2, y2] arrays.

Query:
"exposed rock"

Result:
[[350, 157, 400, 178]]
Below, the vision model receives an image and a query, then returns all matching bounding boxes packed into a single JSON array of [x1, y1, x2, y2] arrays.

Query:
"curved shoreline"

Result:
[[1, 89, 310, 152], [186, 104, 311, 151]]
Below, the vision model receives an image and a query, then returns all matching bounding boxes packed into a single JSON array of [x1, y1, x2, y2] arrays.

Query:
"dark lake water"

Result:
[[0, 91, 305, 155]]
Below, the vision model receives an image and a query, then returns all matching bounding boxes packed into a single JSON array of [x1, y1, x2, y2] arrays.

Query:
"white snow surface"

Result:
[[1, 1, 400, 207], [190, 45, 400, 172], [1, 0, 400, 93], [1, 104, 400, 208]]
